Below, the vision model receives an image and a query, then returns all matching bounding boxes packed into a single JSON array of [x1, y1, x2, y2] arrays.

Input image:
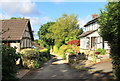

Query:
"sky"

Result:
[[0, 0, 108, 39]]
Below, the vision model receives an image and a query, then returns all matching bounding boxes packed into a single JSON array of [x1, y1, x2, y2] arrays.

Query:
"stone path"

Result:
[[20, 54, 114, 80]]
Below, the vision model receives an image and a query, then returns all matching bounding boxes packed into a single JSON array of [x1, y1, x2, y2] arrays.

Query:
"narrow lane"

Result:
[[21, 54, 113, 79]]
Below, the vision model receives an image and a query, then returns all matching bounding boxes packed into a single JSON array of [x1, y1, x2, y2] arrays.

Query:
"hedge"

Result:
[[2, 45, 20, 81], [20, 48, 51, 69]]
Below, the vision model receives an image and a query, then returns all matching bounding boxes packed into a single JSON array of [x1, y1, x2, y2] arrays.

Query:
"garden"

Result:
[[2, 44, 51, 81]]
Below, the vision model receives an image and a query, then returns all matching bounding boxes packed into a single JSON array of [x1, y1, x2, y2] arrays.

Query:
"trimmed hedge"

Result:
[[20, 48, 51, 69]]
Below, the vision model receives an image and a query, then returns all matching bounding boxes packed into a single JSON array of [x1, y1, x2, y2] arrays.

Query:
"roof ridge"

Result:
[[0, 19, 29, 21]]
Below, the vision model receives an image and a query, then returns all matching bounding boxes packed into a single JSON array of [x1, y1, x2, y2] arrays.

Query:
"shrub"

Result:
[[53, 45, 58, 54], [95, 48, 106, 55], [20, 48, 51, 69], [2, 45, 20, 81], [40, 49, 51, 59], [71, 45, 80, 54], [67, 40, 80, 46], [20, 49, 40, 69], [58, 45, 68, 60], [40, 48, 48, 52], [20, 48, 39, 59], [65, 49, 75, 55]]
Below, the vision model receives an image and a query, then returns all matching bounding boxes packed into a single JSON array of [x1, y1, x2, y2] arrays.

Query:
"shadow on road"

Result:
[[20, 54, 115, 81]]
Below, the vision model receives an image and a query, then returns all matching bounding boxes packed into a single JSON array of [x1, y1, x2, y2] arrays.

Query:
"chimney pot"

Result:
[[92, 14, 98, 19]]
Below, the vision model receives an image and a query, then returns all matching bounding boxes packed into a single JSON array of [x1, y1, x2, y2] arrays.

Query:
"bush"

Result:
[[40, 48, 48, 52], [20, 48, 39, 59], [95, 48, 106, 55], [20, 48, 51, 69], [58, 45, 68, 60], [2, 45, 20, 81], [65, 49, 75, 55], [53, 45, 58, 54], [67, 40, 80, 46], [65, 45, 80, 55]]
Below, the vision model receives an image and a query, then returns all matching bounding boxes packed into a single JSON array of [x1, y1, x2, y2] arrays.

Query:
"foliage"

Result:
[[20, 48, 39, 59], [38, 22, 55, 49], [65, 49, 75, 55], [67, 40, 80, 46], [71, 45, 80, 54], [98, 1, 120, 79], [58, 45, 68, 60], [95, 48, 106, 55], [47, 13, 83, 47], [53, 45, 58, 54], [65, 35, 80, 44], [20, 48, 50, 69], [40, 49, 48, 52], [2, 45, 20, 81], [11, 17, 25, 19]]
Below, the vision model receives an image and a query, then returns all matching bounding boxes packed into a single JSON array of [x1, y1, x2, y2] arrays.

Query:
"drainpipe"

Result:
[[102, 38, 104, 49]]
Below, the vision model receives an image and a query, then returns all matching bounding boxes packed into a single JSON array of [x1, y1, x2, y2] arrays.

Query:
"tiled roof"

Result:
[[1, 19, 34, 41], [79, 29, 97, 38]]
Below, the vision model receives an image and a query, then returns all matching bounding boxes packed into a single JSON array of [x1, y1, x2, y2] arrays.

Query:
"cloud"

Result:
[[0, 13, 11, 19], [0, 0, 40, 16], [78, 15, 91, 30], [24, 16, 52, 39], [25, 16, 52, 26]]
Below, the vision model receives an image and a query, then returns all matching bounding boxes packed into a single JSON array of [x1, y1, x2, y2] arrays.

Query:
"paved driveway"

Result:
[[21, 54, 113, 80]]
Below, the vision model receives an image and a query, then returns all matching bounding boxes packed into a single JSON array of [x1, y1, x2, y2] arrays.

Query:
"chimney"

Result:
[[92, 14, 98, 19]]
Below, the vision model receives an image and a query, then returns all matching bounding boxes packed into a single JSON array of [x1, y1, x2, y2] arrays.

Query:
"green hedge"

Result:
[[2, 45, 20, 81], [20, 48, 51, 69]]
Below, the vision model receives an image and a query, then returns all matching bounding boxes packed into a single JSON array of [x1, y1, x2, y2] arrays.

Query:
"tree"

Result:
[[47, 13, 83, 47], [11, 17, 25, 19], [1, 29, 20, 81], [65, 35, 82, 44], [98, 1, 120, 79], [38, 22, 55, 49]]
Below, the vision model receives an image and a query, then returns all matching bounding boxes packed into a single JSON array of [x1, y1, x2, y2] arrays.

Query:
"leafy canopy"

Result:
[[38, 22, 55, 49], [11, 17, 25, 19], [98, 1, 120, 79], [98, 2, 120, 44], [47, 13, 83, 47]]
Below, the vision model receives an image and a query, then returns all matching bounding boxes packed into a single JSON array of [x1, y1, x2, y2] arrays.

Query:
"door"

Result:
[[91, 37, 97, 49]]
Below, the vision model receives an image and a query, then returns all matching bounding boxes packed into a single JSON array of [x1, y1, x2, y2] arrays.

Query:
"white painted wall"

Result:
[[81, 21, 110, 50], [21, 25, 32, 49], [80, 38, 86, 49], [80, 31, 110, 50], [87, 31, 99, 37], [85, 23, 99, 32]]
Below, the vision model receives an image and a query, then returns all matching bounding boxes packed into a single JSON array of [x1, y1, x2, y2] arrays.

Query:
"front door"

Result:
[[91, 37, 97, 49]]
